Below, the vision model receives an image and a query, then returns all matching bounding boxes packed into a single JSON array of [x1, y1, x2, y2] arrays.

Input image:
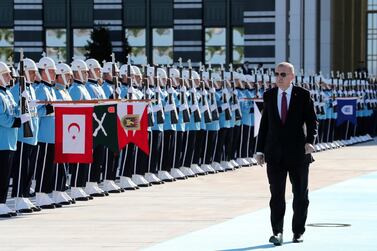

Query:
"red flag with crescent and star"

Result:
[[117, 102, 149, 155], [55, 105, 94, 163]]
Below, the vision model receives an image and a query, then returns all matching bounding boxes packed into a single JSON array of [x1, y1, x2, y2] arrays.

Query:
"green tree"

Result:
[[85, 27, 113, 62]]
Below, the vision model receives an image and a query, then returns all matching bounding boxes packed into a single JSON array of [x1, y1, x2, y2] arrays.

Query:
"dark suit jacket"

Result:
[[256, 86, 318, 166]]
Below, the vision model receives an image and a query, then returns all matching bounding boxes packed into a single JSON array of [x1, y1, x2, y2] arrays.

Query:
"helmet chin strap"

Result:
[[78, 70, 84, 83], [90, 68, 98, 81], [62, 74, 68, 86], [45, 68, 52, 83], [25, 71, 31, 83]]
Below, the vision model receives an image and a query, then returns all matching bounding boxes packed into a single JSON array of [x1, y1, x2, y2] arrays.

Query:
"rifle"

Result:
[[229, 64, 242, 121], [221, 64, 232, 121], [19, 49, 33, 137], [208, 63, 219, 121], [178, 58, 190, 123], [153, 65, 165, 124], [166, 65, 179, 124], [111, 53, 120, 99], [188, 60, 201, 123], [142, 63, 154, 127], [199, 63, 212, 123]]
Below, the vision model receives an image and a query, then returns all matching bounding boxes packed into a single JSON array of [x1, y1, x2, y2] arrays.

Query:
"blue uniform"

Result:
[[186, 89, 201, 131], [217, 89, 231, 129], [86, 79, 107, 99], [0, 86, 19, 151], [35, 81, 56, 144], [10, 83, 39, 146], [69, 80, 92, 101], [205, 91, 220, 131], [163, 87, 178, 131], [102, 80, 114, 99]]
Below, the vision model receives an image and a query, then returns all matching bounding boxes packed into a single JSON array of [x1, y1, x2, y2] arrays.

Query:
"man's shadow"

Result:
[[217, 241, 294, 251]]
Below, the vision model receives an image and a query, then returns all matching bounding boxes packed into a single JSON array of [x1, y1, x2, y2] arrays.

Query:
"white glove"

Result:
[[20, 113, 32, 124], [254, 152, 265, 166], [116, 87, 121, 95], [305, 143, 315, 154], [29, 100, 38, 109], [21, 90, 31, 99]]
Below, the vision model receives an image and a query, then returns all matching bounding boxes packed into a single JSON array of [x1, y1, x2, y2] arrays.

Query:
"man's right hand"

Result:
[[254, 153, 265, 166]]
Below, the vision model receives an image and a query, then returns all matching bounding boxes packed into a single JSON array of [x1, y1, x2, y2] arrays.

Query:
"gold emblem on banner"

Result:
[[121, 114, 141, 130]]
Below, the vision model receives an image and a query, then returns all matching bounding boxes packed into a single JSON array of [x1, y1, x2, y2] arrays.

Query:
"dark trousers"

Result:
[[232, 125, 241, 159], [0, 150, 15, 203], [35, 143, 56, 193], [175, 131, 185, 168], [137, 131, 152, 174], [89, 145, 105, 182], [267, 162, 309, 235], [69, 163, 89, 187], [120, 144, 135, 177], [182, 130, 197, 167], [54, 163, 68, 192], [11, 142, 36, 197], [214, 128, 227, 163], [103, 147, 120, 180], [203, 130, 217, 164], [240, 125, 254, 158], [224, 128, 234, 161], [161, 130, 176, 171], [149, 130, 162, 173], [193, 130, 206, 165]]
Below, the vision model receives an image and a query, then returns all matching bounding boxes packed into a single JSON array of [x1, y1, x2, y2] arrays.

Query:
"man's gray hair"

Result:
[[276, 62, 295, 75]]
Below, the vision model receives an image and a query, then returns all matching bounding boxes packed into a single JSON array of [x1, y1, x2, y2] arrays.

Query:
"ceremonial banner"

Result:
[[93, 103, 119, 152], [336, 98, 357, 126], [117, 102, 149, 154], [55, 106, 93, 163], [253, 99, 264, 137]]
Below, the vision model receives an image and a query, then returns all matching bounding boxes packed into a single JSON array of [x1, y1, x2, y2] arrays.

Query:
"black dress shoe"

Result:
[[8, 211, 18, 216], [103, 191, 110, 196], [18, 208, 34, 213], [88, 195, 94, 200], [269, 233, 283, 246], [31, 206, 42, 212], [53, 203, 63, 208], [90, 193, 106, 197], [74, 197, 89, 201], [108, 189, 121, 193], [40, 204, 56, 209], [0, 213, 12, 218], [293, 233, 303, 243]]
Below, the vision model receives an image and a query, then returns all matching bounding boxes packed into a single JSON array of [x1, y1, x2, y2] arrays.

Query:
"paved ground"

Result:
[[1, 139, 377, 251]]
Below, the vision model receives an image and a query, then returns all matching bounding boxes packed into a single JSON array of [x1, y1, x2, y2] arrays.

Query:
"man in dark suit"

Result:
[[255, 62, 318, 245]]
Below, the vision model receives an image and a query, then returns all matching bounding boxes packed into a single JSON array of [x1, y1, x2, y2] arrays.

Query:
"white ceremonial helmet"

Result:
[[132, 65, 142, 76], [85, 58, 101, 80], [19, 58, 38, 83], [71, 59, 88, 83], [56, 63, 73, 86], [119, 64, 135, 77], [37, 56, 57, 83], [0, 62, 11, 85], [102, 62, 119, 74], [169, 68, 180, 79], [157, 68, 167, 79], [147, 66, 154, 77], [191, 70, 200, 80]]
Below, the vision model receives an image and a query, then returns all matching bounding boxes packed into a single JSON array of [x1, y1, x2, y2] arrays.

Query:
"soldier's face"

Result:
[[48, 69, 56, 81], [28, 70, 36, 82], [1, 72, 11, 86], [134, 75, 141, 84]]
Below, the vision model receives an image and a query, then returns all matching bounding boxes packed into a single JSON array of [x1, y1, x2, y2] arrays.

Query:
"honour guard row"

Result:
[[0, 52, 376, 218]]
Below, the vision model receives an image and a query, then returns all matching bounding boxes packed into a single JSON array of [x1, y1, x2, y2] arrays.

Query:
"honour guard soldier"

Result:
[[10, 57, 40, 212], [69, 58, 102, 200], [53, 62, 74, 205], [0, 62, 28, 217], [86, 58, 121, 194], [35, 55, 59, 209]]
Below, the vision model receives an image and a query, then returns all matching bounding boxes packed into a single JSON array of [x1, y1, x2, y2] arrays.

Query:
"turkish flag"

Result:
[[55, 106, 94, 163], [117, 102, 149, 155]]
